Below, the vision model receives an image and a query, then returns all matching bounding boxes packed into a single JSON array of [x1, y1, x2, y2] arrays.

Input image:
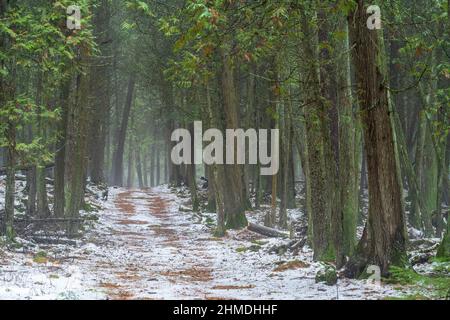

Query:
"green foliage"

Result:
[[126, 0, 155, 17], [0, 0, 96, 169], [33, 251, 48, 264], [235, 244, 261, 253], [315, 265, 338, 286], [225, 211, 248, 230], [387, 266, 450, 299], [335, 0, 357, 16], [437, 231, 450, 260], [83, 201, 101, 213], [236, 246, 248, 253], [162, 0, 294, 87], [391, 0, 449, 147]]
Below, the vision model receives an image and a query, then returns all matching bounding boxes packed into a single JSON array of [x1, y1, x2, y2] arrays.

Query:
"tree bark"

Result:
[[65, 50, 90, 236], [35, 71, 50, 218], [205, 83, 226, 236], [135, 145, 144, 189], [3, 122, 16, 240], [127, 133, 134, 188], [337, 18, 359, 258], [219, 47, 248, 229], [1, 0, 16, 239], [156, 144, 161, 186], [142, 153, 148, 188], [346, 0, 407, 277], [54, 77, 70, 217], [300, 6, 333, 261], [89, 0, 111, 185], [112, 76, 135, 186], [26, 124, 37, 216], [150, 145, 155, 187]]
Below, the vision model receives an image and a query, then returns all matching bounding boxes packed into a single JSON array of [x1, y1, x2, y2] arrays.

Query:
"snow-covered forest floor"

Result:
[[0, 178, 448, 300]]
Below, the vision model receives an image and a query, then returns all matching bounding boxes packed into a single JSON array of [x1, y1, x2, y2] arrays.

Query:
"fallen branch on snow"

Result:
[[409, 243, 440, 265], [247, 222, 289, 238], [12, 217, 93, 223], [289, 238, 308, 251], [30, 236, 78, 246], [179, 205, 192, 212]]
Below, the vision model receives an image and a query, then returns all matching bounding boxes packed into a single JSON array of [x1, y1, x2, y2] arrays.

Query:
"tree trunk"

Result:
[[286, 138, 296, 209], [346, 0, 407, 277], [300, 6, 333, 261], [135, 145, 144, 189], [205, 83, 225, 236], [143, 153, 148, 188], [337, 18, 359, 258], [436, 0, 450, 259], [187, 123, 199, 211], [205, 165, 216, 212], [219, 48, 248, 229], [4, 123, 16, 240], [65, 51, 90, 236], [1, 0, 16, 239], [89, 0, 111, 185], [26, 124, 36, 216], [414, 75, 439, 236], [412, 102, 427, 229], [54, 77, 70, 218], [278, 100, 291, 229], [150, 146, 155, 187], [35, 71, 50, 218], [437, 221, 449, 259], [36, 164, 50, 218], [164, 148, 168, 184], [156, 145, 161, 186], [319, 8, 344, 267], [112, 76, 135, 186], [395, 111, 424, 230], [127, 134, 134, 188], [358, 147, 367, 224]]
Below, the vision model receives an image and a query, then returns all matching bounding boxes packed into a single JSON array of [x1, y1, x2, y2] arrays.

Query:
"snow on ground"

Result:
[[0, 184, 414, 300]]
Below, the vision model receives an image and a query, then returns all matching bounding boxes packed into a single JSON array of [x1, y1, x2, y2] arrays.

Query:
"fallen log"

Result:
[[31, 236, 78, 246], [0, 217, 93, 224], [409, 243, 440, 265], [179, 205, 192, 212], [408, 238, 440, 250], [13, 217, 92, 223], [247, 222, 289, 238], [410, 252, 435, 266], [289, 238, 308, 251]]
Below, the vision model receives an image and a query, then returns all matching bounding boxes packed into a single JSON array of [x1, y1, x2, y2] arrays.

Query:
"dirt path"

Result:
[[80, 187, 403, 300], [86, 188, 220, 299], [0, 186, 408, 299]]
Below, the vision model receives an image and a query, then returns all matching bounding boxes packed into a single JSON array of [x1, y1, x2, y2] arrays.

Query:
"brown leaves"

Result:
[[212, 284, 255, 290], [415, 46, 423, 58], [202, 44, 214, 57], [209, 8, 220, 25], [273, 260, 311, 272], [160, 268, 213, 282]]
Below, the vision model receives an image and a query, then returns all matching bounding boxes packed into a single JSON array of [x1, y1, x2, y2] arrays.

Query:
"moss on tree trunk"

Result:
[[346, 0, 407, 277]]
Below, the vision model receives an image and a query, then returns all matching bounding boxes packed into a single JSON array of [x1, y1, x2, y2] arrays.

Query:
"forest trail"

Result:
[[92, 188, 218, 299], [0, 186, 408, 300], [80, 187, 404, 300]]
